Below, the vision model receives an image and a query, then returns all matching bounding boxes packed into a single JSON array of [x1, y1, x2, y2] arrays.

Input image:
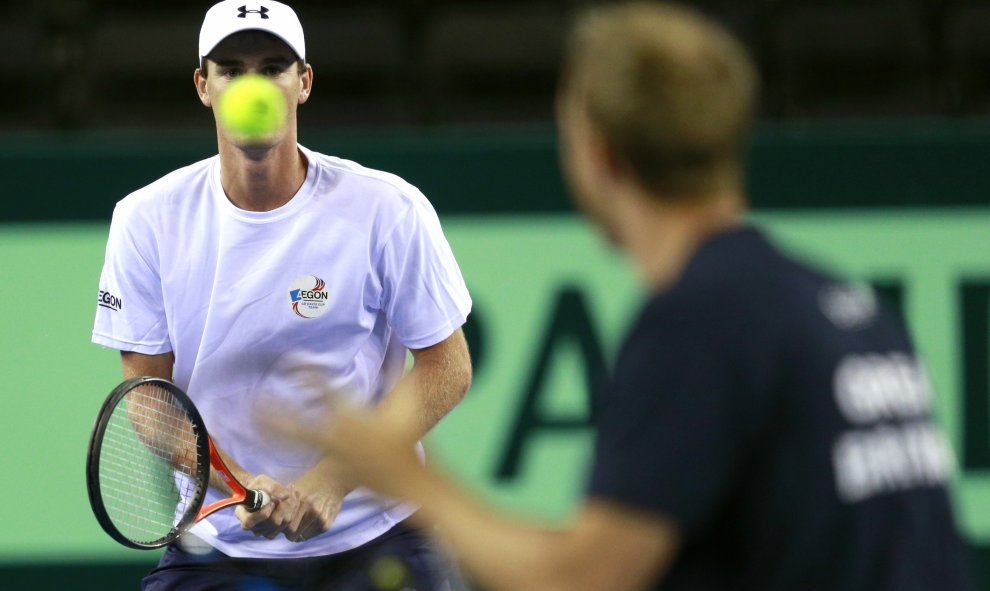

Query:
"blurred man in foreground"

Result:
[[270, 3, 973, 590]]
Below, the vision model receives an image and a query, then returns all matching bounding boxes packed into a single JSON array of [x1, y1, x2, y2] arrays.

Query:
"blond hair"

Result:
[[562, 2, 758, 199]]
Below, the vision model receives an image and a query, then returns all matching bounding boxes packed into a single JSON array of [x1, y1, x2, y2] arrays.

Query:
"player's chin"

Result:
[[225, 129, 286, 155], [233, 135, 282, 157]]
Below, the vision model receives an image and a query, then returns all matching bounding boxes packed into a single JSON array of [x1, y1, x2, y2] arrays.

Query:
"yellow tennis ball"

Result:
[[217, 74, 288, 140], [369, 555, 409, 590]]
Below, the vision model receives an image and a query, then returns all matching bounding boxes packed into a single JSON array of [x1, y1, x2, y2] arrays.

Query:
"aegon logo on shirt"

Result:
[[98, 290, 122, 312], [288, 275, 329, 319]]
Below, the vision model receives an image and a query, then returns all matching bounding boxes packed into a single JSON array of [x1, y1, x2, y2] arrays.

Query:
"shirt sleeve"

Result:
[[587, 303, 760, 537], [376, 193, 472, 349], [91, 200, 172, 354]]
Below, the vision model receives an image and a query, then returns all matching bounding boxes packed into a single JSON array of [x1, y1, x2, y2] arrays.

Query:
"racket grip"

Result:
[[246, 489, 271, 512]]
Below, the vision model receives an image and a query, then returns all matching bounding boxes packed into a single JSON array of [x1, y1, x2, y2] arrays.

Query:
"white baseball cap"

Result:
[[199, 1, 306, 68]]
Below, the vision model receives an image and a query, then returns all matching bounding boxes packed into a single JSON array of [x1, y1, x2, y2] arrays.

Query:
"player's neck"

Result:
[[217, 135, 308, 212], [621, 191, 745, 293]]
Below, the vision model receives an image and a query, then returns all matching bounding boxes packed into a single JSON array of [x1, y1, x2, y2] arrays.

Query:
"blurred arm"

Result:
[[266, 361, 678, 590], [295, 327, 472, 484], [283, 328, 473, 540], [400, 465, 679, 591]]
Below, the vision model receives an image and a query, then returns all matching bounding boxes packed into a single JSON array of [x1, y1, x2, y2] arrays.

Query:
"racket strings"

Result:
[[98, 384, 204, 544]]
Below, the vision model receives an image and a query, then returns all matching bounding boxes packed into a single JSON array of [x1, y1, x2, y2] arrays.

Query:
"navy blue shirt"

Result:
[[588, 226, 971, 591]]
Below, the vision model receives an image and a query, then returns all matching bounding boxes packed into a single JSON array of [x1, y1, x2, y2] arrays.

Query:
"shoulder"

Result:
[[622, 226, 879, 369], [662, 226, 842, 325], [633, 228, 788, 336], [306, 149, 447, 251], [648, 226, 911, 372], [307, 149, 431, 213], [112, 155, 217, 224]]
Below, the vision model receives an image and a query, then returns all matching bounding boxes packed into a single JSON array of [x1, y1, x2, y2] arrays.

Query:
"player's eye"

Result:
[[221, 68, 242, 79], [263, 64, 288, 76]]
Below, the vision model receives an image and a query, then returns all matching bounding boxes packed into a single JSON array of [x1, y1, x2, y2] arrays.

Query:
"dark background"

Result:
[[5, 0, 990, 131]]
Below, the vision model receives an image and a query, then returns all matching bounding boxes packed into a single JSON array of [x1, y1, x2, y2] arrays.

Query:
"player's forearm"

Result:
[[403, 468, 573, 591], [289, 365, 466, 499], [374, 367, 461, 438], [292, 455, 353, 498], [407, 475, 672, 591], [120, 352, 256, 495], [375, 331, 472, 438], [293, 333, 470, 493]]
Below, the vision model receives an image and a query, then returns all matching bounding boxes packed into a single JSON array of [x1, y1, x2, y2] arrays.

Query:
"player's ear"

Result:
[[298, 63, 313, 105], [578, 120, 621, 191], [194, 66, 211, 107], [598, 135, 624, 185]]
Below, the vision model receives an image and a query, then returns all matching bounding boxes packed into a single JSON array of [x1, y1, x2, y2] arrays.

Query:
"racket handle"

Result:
[[246, 489, 271, 512]]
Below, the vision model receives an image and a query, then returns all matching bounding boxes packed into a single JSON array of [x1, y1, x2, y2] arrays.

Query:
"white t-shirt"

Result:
[[92, 145, 471, 558]]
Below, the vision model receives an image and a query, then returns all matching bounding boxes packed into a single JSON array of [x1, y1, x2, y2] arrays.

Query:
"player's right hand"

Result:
[[235, 474, 301, 539]]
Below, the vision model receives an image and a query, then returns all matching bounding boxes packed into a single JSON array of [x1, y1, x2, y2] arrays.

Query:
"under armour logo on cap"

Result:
[[200, 0, 306, 66], [237, 5, 270, 19]]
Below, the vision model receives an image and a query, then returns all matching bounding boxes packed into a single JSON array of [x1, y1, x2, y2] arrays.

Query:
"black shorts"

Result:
[[141, 520, 456, 591]]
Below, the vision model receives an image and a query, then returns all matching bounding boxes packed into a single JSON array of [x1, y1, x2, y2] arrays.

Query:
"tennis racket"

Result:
[[86, 376, 271, 549]]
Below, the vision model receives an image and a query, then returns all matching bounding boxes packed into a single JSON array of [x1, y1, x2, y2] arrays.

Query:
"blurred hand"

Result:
[[261, 366, 423, 500], [234, 474, 301, 539]]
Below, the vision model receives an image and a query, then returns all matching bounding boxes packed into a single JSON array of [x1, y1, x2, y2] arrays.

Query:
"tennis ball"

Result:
[[368, 555, 409, 590], [216, 74, 288, 140]]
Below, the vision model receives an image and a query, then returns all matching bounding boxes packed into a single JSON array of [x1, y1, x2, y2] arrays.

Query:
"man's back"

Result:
[[256, 4, 977, 590], [589, 225, 971, 591]]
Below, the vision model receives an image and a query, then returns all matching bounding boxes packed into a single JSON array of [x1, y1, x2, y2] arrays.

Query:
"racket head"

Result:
[[86, 376, 210, 549]]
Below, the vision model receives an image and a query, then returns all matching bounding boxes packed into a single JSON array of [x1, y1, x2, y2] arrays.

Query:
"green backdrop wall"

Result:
[[1, 123, 989, 588]]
